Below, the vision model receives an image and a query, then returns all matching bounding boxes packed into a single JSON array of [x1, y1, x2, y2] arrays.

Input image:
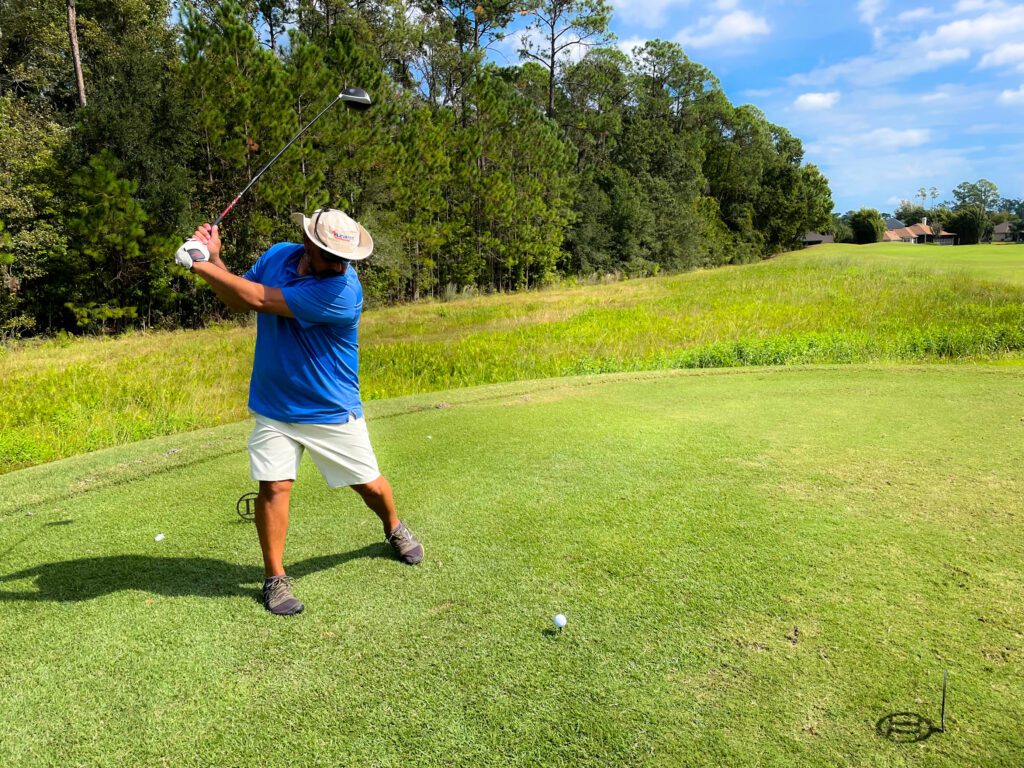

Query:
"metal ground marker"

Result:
[[941, 669, 948, 732]]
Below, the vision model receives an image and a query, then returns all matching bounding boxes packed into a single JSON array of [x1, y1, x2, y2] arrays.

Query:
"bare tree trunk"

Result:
[[67, 0, 87, 107], [548, 23, 556, 119]]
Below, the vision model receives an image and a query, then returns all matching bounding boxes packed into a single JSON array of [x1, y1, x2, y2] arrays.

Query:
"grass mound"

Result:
[[3, 244, 1024, 472], [1, 367, 1022, 766]]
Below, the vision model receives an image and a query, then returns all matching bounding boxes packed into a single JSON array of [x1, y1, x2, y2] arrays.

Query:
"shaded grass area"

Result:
[[3, 244, 1024, 472], [0, 367, 1022, 766]]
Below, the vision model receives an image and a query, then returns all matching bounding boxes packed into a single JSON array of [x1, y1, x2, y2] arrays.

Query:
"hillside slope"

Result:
[[2, 244, 1024, 472]]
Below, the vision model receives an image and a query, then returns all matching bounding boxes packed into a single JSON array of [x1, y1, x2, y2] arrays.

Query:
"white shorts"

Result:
[[248, 412, 382, 488]]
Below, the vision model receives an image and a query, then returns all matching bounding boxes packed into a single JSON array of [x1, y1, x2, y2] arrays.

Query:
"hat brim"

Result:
[[290, 211, 374, 261]]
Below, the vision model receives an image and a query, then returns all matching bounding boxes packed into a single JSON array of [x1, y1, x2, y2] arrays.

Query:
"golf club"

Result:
[[176, 87, 372, 264]]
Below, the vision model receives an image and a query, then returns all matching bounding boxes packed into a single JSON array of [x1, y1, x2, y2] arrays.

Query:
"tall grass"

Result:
[[3, 247, 1024, 472]]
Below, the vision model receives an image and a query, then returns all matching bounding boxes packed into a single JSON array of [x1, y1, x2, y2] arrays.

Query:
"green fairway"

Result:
[[791, 242, 1024, 285], [1, 366, 1022, 766]]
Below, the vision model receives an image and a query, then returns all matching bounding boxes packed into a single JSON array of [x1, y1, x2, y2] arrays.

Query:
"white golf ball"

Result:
[[154, 533, 165, 542], [553, 613, 567, 629]]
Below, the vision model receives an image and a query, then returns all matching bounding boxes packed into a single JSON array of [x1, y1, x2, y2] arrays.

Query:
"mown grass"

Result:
[[2, 243, 1024, 472], [1, 367, 1022, 766], [795, 241, 1024, 285]]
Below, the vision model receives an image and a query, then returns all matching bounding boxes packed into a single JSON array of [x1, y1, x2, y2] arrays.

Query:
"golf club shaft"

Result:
[[211, 92, 344, 227]]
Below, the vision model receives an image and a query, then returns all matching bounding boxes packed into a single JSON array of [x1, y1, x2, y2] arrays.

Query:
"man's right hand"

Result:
[[192, 223, 222, 263]]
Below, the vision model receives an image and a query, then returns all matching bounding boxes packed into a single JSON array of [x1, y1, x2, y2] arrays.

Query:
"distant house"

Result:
[[992, 221, 1020, 243], [803, 231, 835, 246], [883, 217, 957, 245], [885, 217, 905, 230]]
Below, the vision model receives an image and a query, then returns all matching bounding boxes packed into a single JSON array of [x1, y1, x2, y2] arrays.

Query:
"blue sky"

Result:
[[494, 0, 1024, 213]]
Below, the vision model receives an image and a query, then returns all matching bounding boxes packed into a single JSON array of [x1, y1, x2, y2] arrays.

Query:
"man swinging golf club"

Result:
[[178, 208, 423, 616]]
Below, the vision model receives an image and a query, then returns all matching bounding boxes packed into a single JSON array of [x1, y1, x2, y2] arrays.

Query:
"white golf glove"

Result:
[[175, 239, 211, 270]]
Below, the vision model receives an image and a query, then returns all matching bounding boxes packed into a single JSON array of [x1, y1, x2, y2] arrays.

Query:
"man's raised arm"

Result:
[[186, 224, 293, 317]]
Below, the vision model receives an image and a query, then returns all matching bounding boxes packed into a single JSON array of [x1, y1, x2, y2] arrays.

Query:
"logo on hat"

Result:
[[290, 208, 375, 261]]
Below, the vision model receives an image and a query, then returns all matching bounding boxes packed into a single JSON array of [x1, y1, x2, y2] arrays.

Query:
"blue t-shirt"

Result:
[[243, 242, 363, 423]]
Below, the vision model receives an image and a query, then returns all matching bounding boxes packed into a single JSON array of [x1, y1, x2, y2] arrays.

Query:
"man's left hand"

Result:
[[175, 239, 210, 270]]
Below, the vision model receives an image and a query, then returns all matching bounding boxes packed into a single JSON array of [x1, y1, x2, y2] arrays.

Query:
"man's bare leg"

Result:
[[352, 475, 423, 564], [351, 475, 400, 535], [255, 479, 293, 578]]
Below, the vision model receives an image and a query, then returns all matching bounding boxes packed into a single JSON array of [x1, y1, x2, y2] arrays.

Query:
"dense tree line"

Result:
[[0, 0, 833, 338]]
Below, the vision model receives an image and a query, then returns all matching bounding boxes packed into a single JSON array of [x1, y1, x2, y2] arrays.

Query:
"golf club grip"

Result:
[[212, 196, 240, 228]]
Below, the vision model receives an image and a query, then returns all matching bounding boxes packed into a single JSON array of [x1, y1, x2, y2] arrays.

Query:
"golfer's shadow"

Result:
[[0, 544, 388, 603]]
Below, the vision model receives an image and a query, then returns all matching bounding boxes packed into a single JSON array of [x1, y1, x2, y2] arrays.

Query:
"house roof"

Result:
[[994, 221, 1012, 234], [885, 223, 956, 240]]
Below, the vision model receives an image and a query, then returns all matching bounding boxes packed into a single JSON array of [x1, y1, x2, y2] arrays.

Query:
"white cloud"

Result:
[[858, 0, 885, 24], [513, 25, 590, 65], [999, 85, 1024, 105], [898, 7, 933, 22], [926, 5, 1024, 47], [794, 91, 840, 110], [722, 1, 1024, 210], [676, 9, 770, 49], [926, 47, 970, 63], [791, 5, 1024, 89], [979, 42, 1024, 69], [810, 128, 931, 152], [954, 0, 1006, 12], [861, 127, 932, 149], [616, 36, 650, 57]]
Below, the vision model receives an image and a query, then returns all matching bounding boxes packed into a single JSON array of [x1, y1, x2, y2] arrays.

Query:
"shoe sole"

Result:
[[266, 603, 304, 616]]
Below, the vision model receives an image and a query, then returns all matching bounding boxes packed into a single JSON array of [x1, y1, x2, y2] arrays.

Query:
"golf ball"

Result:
[[154, 533, 165, 542], [553, 613, 567, 629]]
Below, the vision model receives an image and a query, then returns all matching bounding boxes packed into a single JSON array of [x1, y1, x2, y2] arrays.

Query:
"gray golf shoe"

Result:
[[386, 522, 424, 565], [262, 575, 304, 616]]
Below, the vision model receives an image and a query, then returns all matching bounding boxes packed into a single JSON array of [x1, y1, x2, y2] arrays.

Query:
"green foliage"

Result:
[[0, 3, 837, 338], [56, 150, 156, 333], [948, 204, 989, 245], [893, 200, 926, 225], [518, 0, 614, 117], [952, 178, 999, 211], [827, 213, 853, 243], [847, 208, 886, 244]]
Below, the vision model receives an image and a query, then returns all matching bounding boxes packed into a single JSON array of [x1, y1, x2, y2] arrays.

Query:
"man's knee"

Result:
[[352, 475, 388, 499], [259, 479, 293, 498]]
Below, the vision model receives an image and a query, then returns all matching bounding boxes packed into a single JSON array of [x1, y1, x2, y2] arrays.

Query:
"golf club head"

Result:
[[339, 87, 372, 110]]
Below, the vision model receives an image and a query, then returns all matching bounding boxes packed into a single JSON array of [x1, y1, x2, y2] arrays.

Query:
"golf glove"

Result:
[[175, 239, 211, 270]]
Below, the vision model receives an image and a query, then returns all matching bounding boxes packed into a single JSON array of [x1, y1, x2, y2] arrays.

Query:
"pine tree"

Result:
[[57, 150, 149, 333], [517, 0, 612, 118], [389, 102, 454, 298]]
